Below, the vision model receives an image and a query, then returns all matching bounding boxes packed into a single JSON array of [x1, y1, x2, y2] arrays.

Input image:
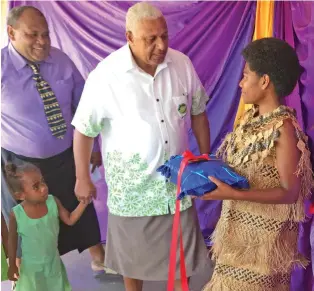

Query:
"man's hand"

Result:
[[8, 265, 19, 281], [75, 178, 96, 204], [90, 152, 102, 173]]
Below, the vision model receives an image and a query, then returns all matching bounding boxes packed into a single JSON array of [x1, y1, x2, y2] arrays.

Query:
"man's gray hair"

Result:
[[7, 6, 45, 28], [126, 2, 163, 33]]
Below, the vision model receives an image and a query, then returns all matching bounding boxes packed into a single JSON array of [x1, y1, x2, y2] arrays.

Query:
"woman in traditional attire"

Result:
[[201, 38, 313, 291]]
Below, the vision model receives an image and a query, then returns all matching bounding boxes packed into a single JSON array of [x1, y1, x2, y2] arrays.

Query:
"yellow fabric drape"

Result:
[[1, 0, 8, 29], [1, 0, 8, 46], [233, 0, 275, 127]]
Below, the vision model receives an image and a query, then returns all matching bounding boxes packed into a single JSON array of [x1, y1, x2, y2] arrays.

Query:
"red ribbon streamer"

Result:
[[167, 150, 210, 291], [309, 203, 314, 214]]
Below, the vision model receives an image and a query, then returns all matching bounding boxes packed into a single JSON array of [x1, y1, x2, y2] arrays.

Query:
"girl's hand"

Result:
[[8, 265, 19, 281], [199, 176, 236, 200], [79, 200, 89, 207]]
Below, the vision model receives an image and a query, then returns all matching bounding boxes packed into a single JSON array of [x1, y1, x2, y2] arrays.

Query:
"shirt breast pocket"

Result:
[[55, 77, 73, 88], [172, 94, 189, 119], [52, 77, 74, 107]]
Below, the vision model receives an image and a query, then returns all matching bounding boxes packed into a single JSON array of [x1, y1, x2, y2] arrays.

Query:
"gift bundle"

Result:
[[160, 150, 250, 291], [157, 150, 249, 199]]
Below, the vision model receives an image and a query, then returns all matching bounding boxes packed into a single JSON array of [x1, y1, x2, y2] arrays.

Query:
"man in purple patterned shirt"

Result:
[[1, 6, 106, 274]]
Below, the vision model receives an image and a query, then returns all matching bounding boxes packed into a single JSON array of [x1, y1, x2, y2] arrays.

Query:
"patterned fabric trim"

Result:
[[225, 209, 299, 233], [215, 264, 290, 287]]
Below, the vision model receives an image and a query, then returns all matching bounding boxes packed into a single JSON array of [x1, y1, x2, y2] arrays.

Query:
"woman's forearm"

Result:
[[208, 187, 297, 204]]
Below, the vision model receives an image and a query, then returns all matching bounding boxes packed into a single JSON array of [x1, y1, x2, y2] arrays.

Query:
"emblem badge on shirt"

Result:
[[178, 103, 187, 117]]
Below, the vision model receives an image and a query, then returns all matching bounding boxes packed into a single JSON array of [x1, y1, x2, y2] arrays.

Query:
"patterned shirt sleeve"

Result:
[[71, 69, 108, 138], [188, 58, 210, 116]]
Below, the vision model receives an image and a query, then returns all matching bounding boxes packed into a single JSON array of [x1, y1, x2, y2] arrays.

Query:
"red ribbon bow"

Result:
[[167, 150, 210, 291]]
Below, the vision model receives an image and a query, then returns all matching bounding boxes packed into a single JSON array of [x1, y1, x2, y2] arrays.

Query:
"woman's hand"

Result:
[[198, 176, 237, 200]]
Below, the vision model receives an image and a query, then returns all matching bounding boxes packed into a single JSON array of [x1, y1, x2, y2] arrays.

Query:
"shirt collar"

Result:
[[8, 42, 53, 71], [121, 44, 172, 73]]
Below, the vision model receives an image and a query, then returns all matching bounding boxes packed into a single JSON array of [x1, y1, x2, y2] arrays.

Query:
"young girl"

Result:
[[6, 162, 88, 291]]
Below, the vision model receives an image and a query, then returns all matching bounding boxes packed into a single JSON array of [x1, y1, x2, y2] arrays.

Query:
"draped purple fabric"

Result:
[[274, 2, 314, 290], [7, 0, 256, 245]]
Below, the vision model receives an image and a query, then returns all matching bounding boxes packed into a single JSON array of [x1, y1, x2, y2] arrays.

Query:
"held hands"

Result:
[[75, 178, 96, 204], [74, 152, 102, 204], [75, 152, 102, 204], [79, 199, 90, 208], [8, 264, 19, 281]]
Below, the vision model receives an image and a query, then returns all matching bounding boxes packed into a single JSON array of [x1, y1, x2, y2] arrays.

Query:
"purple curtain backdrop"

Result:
[[4, 1, 313, 289], [274, 2, 314, 290], [7, 0, 256, 246]]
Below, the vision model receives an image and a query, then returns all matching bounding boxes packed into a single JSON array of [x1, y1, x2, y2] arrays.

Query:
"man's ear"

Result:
[[7, 25, 16, 42], [126, 31, 134, 45]]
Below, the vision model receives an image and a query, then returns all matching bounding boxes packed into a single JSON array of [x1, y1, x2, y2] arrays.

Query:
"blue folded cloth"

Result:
[[157, 154, 249, 200]]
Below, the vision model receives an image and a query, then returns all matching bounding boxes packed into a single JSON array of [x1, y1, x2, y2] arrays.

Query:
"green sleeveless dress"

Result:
[[12, 195, 71, 291]]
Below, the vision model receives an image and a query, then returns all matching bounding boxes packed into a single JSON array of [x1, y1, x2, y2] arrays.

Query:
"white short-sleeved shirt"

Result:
[[72, 44, 209, 217]]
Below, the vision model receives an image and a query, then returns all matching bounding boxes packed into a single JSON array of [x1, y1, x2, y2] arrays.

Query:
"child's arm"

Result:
[[54, 197, 88, 226], [8, 211, 19, 281], [1, 212, 9, 257]]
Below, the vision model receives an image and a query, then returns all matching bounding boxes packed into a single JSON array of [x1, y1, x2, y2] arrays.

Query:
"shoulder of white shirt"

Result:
[[91, 44, 193, 77]]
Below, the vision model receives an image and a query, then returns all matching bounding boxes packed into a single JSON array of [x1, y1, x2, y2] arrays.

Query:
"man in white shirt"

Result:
[[72, 3, 210, 291]]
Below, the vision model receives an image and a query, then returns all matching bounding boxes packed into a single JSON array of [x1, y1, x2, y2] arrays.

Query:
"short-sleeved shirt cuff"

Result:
[[71, 116, 103, 138], [191, 87, 210, 115]]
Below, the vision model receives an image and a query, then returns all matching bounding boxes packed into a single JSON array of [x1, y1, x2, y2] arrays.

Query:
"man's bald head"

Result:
[[7, 6, 51, 62], [7, 6, 45, 28]]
